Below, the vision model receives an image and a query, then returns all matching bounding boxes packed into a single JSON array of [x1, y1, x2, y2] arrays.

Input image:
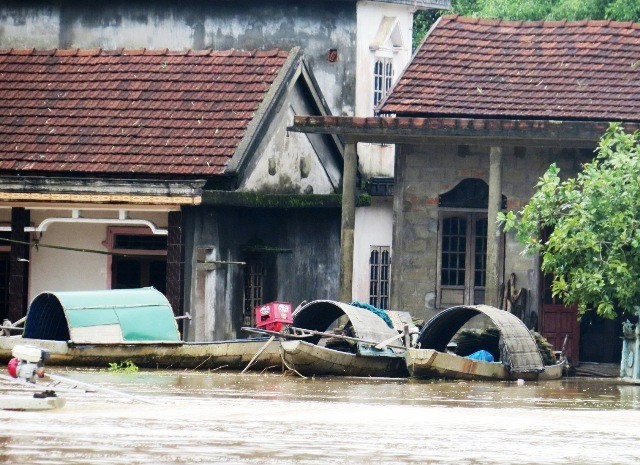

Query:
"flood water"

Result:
[[2, 369, 640, 464]]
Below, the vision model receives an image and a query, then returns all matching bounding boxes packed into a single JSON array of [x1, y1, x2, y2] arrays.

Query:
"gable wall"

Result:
[[238, 80, 341, 194], [392, 140, 595, 323]]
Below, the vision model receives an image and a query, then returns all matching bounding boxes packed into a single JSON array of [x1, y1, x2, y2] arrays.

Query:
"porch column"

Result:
[[8, 207, 30, 321], [486, 146, 503, 307], [339, 141, 357, 303], [166, 210, 185, 320]]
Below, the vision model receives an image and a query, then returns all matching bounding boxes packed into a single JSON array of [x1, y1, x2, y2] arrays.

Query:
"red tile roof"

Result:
[[0, 48, 290, 176], [382, 15, 640, 122]]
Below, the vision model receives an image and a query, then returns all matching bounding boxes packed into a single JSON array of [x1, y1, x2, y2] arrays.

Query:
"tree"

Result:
[[413, 0, 640, 49], [499, 125, 640, 319]]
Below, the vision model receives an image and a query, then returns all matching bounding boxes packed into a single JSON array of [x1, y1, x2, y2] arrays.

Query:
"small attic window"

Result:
[[373, 58, 394, 107], [370, 16, 404, 112]]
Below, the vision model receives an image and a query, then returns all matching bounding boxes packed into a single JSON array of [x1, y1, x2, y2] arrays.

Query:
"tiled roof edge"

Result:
[[439, 13, 639, 29], [0, 48, 290, 57]]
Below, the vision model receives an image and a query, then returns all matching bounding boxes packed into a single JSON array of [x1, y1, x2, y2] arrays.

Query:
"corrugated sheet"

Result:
[[292, 300, 400, 349], [23, 287, 180, 343]]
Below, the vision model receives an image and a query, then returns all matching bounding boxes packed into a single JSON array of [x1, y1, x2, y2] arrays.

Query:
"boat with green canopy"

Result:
[[0, 287, 281, 370]]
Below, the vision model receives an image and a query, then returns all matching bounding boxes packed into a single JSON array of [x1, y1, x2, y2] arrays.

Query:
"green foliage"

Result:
[[413, 0, 640, 48], [500, 125, 640, 318], [108, 360, 139, 373]]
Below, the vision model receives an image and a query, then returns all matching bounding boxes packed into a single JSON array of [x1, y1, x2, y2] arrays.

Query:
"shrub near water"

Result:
[[108, 360, 139, 373]]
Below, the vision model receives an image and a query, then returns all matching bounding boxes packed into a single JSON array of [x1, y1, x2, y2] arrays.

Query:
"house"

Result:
[[0, 1, 452, 340], [0, 47, 347, 342], [0, 0, 452, 320], [292, 15, 640, 365]]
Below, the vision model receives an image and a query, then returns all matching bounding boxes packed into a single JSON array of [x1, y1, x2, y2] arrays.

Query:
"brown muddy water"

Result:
[[1, 369, 640, 465]]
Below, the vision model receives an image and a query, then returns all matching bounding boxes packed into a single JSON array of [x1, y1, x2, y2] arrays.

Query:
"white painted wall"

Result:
[[29, 222, 109, 298], [352, 1, 416, 303], [27, 208, 169, 301], [352, 198, 394, 302]]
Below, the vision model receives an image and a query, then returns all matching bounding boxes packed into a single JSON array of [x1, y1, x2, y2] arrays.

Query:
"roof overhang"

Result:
[[290, 115, 640, 147], [0, 176, 205, 207]]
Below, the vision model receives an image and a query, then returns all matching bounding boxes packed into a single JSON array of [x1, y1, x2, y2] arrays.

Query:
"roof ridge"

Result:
[[0, 48, 291, 57], [443, 13, 640, 29]]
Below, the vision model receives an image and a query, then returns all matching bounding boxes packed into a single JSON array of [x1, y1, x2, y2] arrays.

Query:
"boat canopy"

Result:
[[416, 305, 544, 374], [23, 287, 180, 343], [292, 300, 400, 350]]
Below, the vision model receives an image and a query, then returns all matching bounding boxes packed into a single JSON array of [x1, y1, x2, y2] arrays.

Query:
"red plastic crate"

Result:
[[255, 301, 293, 332]]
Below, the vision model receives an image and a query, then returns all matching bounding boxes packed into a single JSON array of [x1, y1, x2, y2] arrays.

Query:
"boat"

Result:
[[0, 394, 66, 411], [0, 288, 281, 371], [278, 300, 408, 377], [406, 304, 566, 381]]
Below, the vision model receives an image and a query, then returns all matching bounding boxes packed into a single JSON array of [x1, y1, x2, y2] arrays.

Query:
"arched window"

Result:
[[373, 58, 394, 108], [437, 179, 504, 307]]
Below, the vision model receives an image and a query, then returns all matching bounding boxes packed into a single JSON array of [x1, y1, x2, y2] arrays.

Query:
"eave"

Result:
[[289, 116, 640, 147]]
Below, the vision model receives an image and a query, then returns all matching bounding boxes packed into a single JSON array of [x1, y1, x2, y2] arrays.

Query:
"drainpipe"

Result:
[[486, 146, 503, 307], [339, 141, 357, 303]]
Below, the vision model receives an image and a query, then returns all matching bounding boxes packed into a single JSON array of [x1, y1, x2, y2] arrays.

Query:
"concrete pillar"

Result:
[[8, 207, 30, 321], [340, 141, 357, 303], [486, 146, 503, 307]]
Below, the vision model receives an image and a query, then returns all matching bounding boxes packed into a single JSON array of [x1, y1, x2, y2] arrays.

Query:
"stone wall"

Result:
[[392, 141, 596, 322]]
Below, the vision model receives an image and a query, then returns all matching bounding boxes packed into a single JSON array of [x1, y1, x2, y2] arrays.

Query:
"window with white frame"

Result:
[[369, 246, 390, 309], [373, 58, 394, 108]]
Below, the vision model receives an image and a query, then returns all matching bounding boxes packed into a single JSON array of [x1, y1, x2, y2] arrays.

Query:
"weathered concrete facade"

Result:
[[184, 206, 340, 341], [0, 0, 357, 116], [391, 141, 595, 324]]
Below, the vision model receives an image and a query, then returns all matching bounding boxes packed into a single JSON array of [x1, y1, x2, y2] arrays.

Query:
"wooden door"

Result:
[[540, 274, 580, 364]]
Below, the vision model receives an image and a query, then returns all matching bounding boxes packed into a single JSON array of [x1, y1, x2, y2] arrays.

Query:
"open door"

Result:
[[540, 274, 580, 365]]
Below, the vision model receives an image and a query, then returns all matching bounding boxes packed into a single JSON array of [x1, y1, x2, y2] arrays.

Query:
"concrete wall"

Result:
[[24, 209, 168, 301], [0, 0, 357, 117], [352, 197, 393, 302], [391, 142, 596, 323], [184, 205, 340, 341], [239, 80, 341, 194]]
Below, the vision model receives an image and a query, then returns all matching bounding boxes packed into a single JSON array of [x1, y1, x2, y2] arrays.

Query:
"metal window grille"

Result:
[[369, 246, 390, 309], [441, 217, 467, 286], [373, 58, 394, 107], [243, 261, 264, 326], [474, 218, 488, 287]]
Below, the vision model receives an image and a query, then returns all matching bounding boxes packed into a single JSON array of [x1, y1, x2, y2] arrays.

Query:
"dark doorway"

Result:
[[112, 256, 167, 294], [0, 251, 9, 321], [107, 227, 167, 294], [579, 312, 622, 363]]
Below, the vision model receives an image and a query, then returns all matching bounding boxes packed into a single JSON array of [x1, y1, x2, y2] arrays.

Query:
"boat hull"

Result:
[[0, 395, 66, 411], [406, 348, 565, 381], [0, 336, 282, 371], [280, 340, 407, 377]]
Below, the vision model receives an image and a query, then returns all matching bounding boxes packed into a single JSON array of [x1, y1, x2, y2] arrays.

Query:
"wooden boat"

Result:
[[0, 336, 282, 370], [406, 348, 565, 381], [407, 305, 566, 381], [0, 394, 66, 411], [278, 300, 408, 377], [0, 288, 281, 371], [280, 339, 406, 377]]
